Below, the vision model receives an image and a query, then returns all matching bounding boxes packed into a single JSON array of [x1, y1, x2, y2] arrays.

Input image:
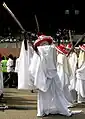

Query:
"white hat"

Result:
[[55, 45, 68, 55], [34, 35, 53, 47], [79, 44, 85, 51]]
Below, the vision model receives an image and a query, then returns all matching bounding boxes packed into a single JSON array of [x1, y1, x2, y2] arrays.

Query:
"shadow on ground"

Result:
[[40, 112, 85, 119], [0, 96, 37, 111], [0, 89, 37, 111]]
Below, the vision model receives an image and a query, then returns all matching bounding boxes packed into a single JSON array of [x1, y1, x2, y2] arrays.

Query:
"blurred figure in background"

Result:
[[6, 54, 14, 88], [1, 56, 8, 87]]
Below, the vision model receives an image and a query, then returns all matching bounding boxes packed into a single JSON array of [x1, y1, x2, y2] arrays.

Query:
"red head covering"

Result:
[[55, 45, 68, 55], [60, 44, 66, 49], [79, 44, 85, 51], [66, 43, 72, 49], [34, 35, 53, 47]]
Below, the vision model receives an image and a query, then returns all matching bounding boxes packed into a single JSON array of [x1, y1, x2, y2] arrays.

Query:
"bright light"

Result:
[[75, 10, 80, 15], [65, 10, 69, 14]]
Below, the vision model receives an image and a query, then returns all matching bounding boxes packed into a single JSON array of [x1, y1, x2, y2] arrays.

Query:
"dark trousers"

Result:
[[6, 72, 13, 88], [3, 72, 8, 87], [8, 72, 18, 88], [4, 72, 18, 88], [12, 72, 18, 88]]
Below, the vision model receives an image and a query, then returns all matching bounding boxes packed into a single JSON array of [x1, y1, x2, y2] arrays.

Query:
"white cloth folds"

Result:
[[18, 40, 34, 90], [29, 45, 72, 116], [69, 52, 77, 90], [57, 53, 73, 103], [76, 62, 85, 98]]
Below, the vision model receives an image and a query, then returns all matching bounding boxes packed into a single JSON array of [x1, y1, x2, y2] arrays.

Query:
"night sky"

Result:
[[0, 0, 85, 35]]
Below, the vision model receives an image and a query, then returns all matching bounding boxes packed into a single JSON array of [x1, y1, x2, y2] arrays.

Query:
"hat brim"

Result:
[[79, 45, 85, 51], [34, 37, 53, 47], [55, 47, 64, 54], [55, 46, 68, 55], [60, 44, 65, 48]]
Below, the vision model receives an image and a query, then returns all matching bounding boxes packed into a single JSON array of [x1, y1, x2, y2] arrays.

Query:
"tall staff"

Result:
[[3, 2, 25, 32], [3, 2, 28, 50], [69, 30, 73, 47], [67, 33, 85, 56], [34, 14, 40, 32]]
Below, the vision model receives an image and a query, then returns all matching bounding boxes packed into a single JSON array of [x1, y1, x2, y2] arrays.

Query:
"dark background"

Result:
[[0, 0, 84, 35]]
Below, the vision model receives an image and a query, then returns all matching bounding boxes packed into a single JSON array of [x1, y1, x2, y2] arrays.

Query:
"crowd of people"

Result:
[[0, 54, 18, 90], [0, 33, 85, 117]]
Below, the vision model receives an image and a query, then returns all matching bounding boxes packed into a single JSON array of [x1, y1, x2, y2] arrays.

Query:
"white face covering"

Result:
[[40, 41, 49, 46]]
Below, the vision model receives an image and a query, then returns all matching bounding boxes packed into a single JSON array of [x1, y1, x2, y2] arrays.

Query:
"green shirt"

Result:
[[1, 60, 8, 72]]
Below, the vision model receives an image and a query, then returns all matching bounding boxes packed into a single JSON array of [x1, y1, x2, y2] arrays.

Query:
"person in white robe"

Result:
[[66, 43, 78, 102], [15, 57, 20, 73], [28, 35, 72, 117], [6, 54, 14, 88], [56, 45, 74, 104], [17, 40, 34, 90], [76, 44, 85, 103]]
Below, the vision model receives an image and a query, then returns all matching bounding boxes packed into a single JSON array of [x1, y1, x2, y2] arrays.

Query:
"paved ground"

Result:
[[0, 88, 85, 119]]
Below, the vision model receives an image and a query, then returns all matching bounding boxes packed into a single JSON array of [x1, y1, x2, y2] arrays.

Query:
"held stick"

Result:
[[3, 2, 28, 50], [3, 2, 25, 32], [34, 14, 40, 32], [69, 30, 73, 47]]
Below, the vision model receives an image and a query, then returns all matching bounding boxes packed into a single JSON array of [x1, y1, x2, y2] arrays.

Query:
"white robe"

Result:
[[78, 50, 85, 68], [57, 53, 73, 103], [15, 58, 19, 73], [18, 40, 34, 90], [68, 52, 78, 101], [76, 62, 85, 103], [29, 45, 72, 116], [0, 63, 3, 95]]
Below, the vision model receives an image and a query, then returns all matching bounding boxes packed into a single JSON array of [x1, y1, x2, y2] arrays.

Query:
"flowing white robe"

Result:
[[0, 62, 3, 95], [57, 53, 73, 103], [15, 58, 19, 73], [18, 40, 34, 90], [68, 52, 78, 102], [29, 45, 72, 116], [78, 50, 85, 68], [76, 62, 85, 103]]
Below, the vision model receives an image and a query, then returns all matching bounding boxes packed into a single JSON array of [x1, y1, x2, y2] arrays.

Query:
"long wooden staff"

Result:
[[34, 14, 40, 32], [69, 30, 73, 47], [3, 2, 25, 32], [3, 2, 28, 50]]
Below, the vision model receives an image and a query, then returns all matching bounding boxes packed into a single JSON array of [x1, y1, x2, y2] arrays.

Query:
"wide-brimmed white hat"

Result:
[[34, 35, 53, 47], [79, 44, 85, 51], [55, 45, 68, 55]]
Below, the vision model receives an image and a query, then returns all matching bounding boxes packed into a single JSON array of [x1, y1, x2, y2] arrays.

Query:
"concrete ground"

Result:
[[0, 88, 85, 119]]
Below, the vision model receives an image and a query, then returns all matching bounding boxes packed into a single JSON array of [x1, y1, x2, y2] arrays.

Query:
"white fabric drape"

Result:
[[76, 62, 85, 98], [29, 45, 72, 116], [57, 53, 73, 103], [18, 40, 34, 90]]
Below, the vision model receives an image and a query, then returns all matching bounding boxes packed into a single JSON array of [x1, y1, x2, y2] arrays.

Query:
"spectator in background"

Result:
[[1, 56, 8, 87], [7, 54, 14, 73], [6, 54, 14, 88]]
